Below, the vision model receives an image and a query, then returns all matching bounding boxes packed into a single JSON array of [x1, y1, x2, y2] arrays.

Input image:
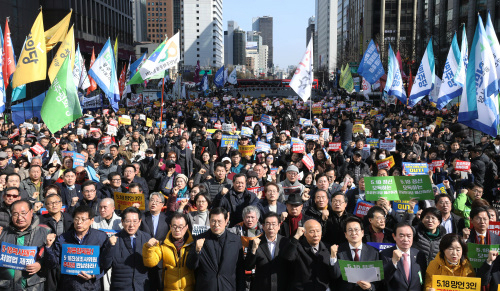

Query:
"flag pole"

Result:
[[160, 74, 165, 134]]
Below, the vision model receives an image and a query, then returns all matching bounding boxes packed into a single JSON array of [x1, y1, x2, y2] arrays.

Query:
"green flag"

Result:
[[41, 56, 82, 133], [340, 64, 354, 93]]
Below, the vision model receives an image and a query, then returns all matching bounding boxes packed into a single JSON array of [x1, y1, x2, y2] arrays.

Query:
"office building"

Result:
[[252, 16, 273, 68], [315, 0, 337, 76]]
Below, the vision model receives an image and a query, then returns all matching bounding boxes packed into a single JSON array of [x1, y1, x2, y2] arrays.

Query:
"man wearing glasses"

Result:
[[278, 165, 305, 202], [71, 181, 101, 217], [0, 151, 15, 175], [0, 187, 22, 228], [0, 199, 52, 290], [144, 212, 194, 291], [46, 205, 111, 290], [364, 206, 394, 243], [463, 206, 500, 244], [104, 207, 152, 291]]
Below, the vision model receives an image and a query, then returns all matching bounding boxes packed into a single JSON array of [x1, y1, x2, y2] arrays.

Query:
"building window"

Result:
[[197, 54, 200, 57], [196, 17, 199, 20], [197, 48, 199, 51], [196, 10, 199, 13], [197, 29, 199, 32]]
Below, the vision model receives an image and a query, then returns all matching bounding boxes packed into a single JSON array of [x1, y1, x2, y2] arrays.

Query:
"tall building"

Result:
[[336, 0, 364, 66], [306, 16, 315, 45], [233, 29, 246, 66], [315, 0, 337, 76], [146, 0, 174, 43], [181, 0, 223, 68], [224, 20, 238, 66], [132, 0, 147, 42], [252, 16, 273, 68]]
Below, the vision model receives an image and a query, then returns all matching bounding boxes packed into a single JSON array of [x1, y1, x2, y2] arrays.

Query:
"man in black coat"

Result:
[[380, 222, 427, 291], [465, 206, 500, 244], [186, 207, 245, 291], [324, 192, 352, 246], [331, 216, 381, 291], [281, 219, 336, 290], [278, 193, 310, 238], [56, 169, 83, 207], [244, 212, 289, 291], [139, 148, 160, 192]]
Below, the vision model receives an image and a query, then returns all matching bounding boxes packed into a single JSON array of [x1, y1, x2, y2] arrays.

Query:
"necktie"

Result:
[[312, 247, 317, 254], [131, 237, 135, 250], [479, 235, 485, 245], [353, 249, 360, 261], [403, 253, 410, 281]]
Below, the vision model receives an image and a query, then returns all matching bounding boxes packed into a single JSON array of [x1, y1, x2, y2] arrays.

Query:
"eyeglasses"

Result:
[[332, 199, 345, 205], [83, 189, 96, 193], [171, 225, 187, 230], [372, 216, 386, 222], [347, 228, 361, 233], [45, 201, 61, 207], [423, 216, 439, 222], [4, 194, 19, 198], [74, 217, 91, 223], [264, 222, 278, 228], [12, 212, 30, 218], [150, 200, 163, 204], [210, 220, 224, 226], [123, 220, 140, 225]]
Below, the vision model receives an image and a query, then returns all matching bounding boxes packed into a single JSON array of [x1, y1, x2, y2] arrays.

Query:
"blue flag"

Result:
[[129, 53, 146, 79], [485, 12, 500, 91], [408, 39, 435, 107], [436, 33, 462, 110], [201, 72, 208, 92], [384, 44, 407, 104], [357, 40, 385, 84], [214, 66, 225, 88]]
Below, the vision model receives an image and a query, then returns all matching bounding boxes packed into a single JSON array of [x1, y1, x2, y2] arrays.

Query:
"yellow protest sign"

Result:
[[206, 102, 213, 109], [354, 119, 363, 125], [432, 275, 480, 291], [153, 101, 161, 107], [146, 118, 153, 127], [113, 192, 146, 211], [239, 145, 256, 157], [118, 108, 126, 114], [370, 109, 378, 116], [118, 117, 131, 125], [352, 124, 365, 133], [283, 99, 293, 105], [436, 117, 443, 127], [252, 99, 258, 105], [247, 108, 254, 115], [312, 103, 322, 114], [376, 156, 395, 169]]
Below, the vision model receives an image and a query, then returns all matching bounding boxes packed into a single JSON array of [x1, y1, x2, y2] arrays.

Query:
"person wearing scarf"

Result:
[[166, 174, 190, 212], [364, 206, 394, 243], [279, 193, 309, 238]]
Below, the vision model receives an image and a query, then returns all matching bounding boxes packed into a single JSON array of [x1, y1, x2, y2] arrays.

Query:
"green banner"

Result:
[[365, 176, 434, 201], [338, 260, 384, 283], [467, 243, 499, 268]]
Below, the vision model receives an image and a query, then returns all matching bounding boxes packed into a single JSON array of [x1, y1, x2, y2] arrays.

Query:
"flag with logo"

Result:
[[357, 39, 385, 84], [129, 53, 146, 80], [340, 64, 354, 93], [290, 36, 314, 101], [44, 10, 72, 51], [458, 15, 499, 136], [228, 69, 237, 85], [214, 66, 225, 88], [88, 39, 120, 112], [3, 19, 15, 88], [41, 56, 82, 133], [48, 25, 75, 83], [73, 44, 90, 90], [454, 26, 468, 88], [384, 44, 407, 104], [12, 11, 47, 88], [436, 33, 462, 109], [485, 12, 500, 90], [408, 39, 435, 107]]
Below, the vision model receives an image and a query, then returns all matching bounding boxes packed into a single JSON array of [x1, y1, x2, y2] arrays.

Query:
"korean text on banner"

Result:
[[329, 142, 341, 152], [467, 243, 500, 268], [490, 221, 500, 236], [61, 244, 100, 275], [366, 242, 396, 252], [338, 260, 384, 283], [432, 275, 480, 291], [365, 176, 434, 201], [353, 200, 374, 218], [402, 163, 429, 176], [376, 156, 395, 170], [113, 192, 145, 210], [455, 160, 471, 171], [239, 145, 255, 157], [379, 139, 396, 151], [0, 242, 37, 270], [221, 135, 238, 149]]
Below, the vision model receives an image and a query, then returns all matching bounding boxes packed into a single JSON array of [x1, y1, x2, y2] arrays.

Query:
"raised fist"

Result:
[[147, 238, 159, 247], [392, 249, 403, 265], [109, 235, 117, 246], [46, 233, 57, 248], [196, 238, 206, 253], [294, 227, 305, 240]]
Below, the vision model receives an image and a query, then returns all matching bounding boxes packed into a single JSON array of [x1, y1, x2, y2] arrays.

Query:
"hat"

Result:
[[167, 129, 174, 133], [176, 174, 188, 184], [145, 148, 154, 153], [239, 135, 249, 140], [0, 152, 7, 159], [285, 193, 304, 206], [59, 138, 68, 144], [103, 153, 113, 160], [22, 144, 30, 150], [246, 171, 258, 179], [286, 165, 299, 173], [165, 160, 176, 167], [222, 157, 231, 163], [353, 151, 362, 157], [0, 136, 8, 141], [13, 145, 22, 151]]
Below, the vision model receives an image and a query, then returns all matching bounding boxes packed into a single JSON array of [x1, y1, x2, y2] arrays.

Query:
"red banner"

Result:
[[354, 200, 374, 218], [292, 143, 305, 153], [455, 160, 471, 171], [245, 116, 253, 122], [489, 221, 500, 236], [302, 155, 314, 170], [328, 142, 341, 152], [30, 143, 45, 155]]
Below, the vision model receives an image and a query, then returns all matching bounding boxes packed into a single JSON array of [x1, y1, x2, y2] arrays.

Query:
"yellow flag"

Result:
[[44, 10, 72, 51], [114, 37, 118, 65], [48, 25, 75, 83], [12, 11, 47, 88]]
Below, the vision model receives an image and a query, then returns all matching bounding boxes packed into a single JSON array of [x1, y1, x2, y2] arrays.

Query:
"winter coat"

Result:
[[413, 223, 446, 264], [424, 252, 475, 290]]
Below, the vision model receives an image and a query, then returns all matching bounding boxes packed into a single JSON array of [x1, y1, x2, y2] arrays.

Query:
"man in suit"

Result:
[[464, 206, 500, 244], [186, 207, 245, 291], [244, 212, 289, 291], [281, 219, 336, 291], [380, 222, 427, 291], [139, 192, 169, 291], [256, 182, 287, 223], [278, 193, 310, 238], [331, 216, 380, 291], [56, 169, 82, 207], [435, 194, 465, 235]]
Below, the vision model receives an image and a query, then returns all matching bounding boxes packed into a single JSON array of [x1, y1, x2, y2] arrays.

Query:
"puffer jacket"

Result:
[[413, 223, 446, 264], [424, 252, 475, 290], [143, 230, 195, 291], [0, 215, 49, 291]]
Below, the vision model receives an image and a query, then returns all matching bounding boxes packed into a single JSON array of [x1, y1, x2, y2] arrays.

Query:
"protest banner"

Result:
[[106, 125, 117, 136], [376, 156, 395, 170], [30, 143, 45, 155], [270, 167, 278, 176], [392, 200, 419, 214], [255, 141, 270, 153], [155, 121, 167, 129], [260, 114, 272, 126], [312, 103, 322, 114], [113, 192, 146, 211], [329, 142, 341, 152], [467, 243, 500, 268], [366, 242, 396, 252], [266, 132, 273, 141], [100, 229, 118, 238], [365, 176, 434, 201], [146, 118, 153, 127], [490, 221, 500, 236], [0, 242, 37, 270], [304, 134, 319, 141], [432, 160, 445, 169], [292, 143, 305, 153], [353, 200, 374, 218], [239, 145, 256, 156], [352, 124, 365, 133], [379, 139, 396, 151], [61, 244, 100, 275], [192, 224, 210, 236], [84, 117, 94, 125], [77, 128, 87, 136], [366, 138, 379, 148], [370, 109, 379, 116], [247, 186, 264, 196], [241, 127, 253, 137], [403, 162, 429, 176], [206, 102, 213, 109], [62, 151, 85, 167], [101, 136, 112, 145], [245, 116, 253, 122], [436, 117, 443, 127], [302, 154, 314, 171], [338, 260, 384, 283], [455, 160, 471, 172], [432, 275, 480, 291], [221, 135, 238, 149], [435, 183, 447, 194]]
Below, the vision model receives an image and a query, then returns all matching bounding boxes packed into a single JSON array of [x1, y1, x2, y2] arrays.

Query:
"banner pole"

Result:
[[160, 76, 165, 134]]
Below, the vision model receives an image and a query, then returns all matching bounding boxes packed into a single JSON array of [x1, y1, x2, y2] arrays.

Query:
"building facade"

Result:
[[252, 16, 273, 68], [132, 0, 147, 42], [146, 0, 174, 43], [316, 0, 337, 77], [233, 29, 246, 66], [224, 20, 237, 66]]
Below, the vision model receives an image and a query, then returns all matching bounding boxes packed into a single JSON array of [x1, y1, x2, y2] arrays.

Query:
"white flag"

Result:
[[290, 37, 313, 101], [73, 45, 90, 90], [408, 39, 435, 107], [485, 12, 500, 90], [228, 69, 237, 84], [454, 26, 468, 87], [436, 33, 462, 110]]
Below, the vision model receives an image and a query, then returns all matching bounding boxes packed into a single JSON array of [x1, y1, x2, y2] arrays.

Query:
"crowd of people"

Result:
[[2, 91, 500, 291]]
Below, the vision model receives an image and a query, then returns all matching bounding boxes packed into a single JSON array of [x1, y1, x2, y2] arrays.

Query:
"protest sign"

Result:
[[241, 127, 253, 137], [101, 136, 112, 145], [376, 156, 395, 170], [222, 123, 234, 133], [292, 143, 305, 153], [61, 244, 100, 275], [370, 109, 379, 116], [107, 125, 117, 136], [366, 242, 396, 252], [239, 145, 256, 156], [329, 142, 341, 152], [366, 138, 379, 148], [365, 176, 434, 200], [353, 200, 374, 218], [62, 151, 85, 167], [338, 260, 384, 283], [192, 225, 210, 236], [467, 243, 500, 268], [255, 141, 270, 153], [436, 117, 443, 127], [260, 114, 272, 126], [432, 275, 480, 291], [379, 139, 396, 151], [352, 124, 365, 133], [118, 117, 131, 125], [108, 119, 118, 127], [392, 200, 419, 214], [84, 117, 94, 125], [266, 132, 273, 141], [403, 163, 429, 176], [455, 160, 471, 172], [432, 160, 445, 169], [435, 183, 447, 194], [155, 121, 167, 129], [304, 134, 319, 141], [490, 222, 500, 236], [113, 192, 146, 211], [100, 229, 118, 238], [270, 167, 278, 176], [247, 186, 264, 196], [0, 242, 37, 270], [30, 143, 45, 155], [302, 154, 314, 171], [146, 118, 153, 127], [245, 116, 253, 122], [221, 135, 238, 149]]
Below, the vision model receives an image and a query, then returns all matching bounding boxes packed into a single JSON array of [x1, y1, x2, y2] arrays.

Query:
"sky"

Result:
[[223, 0, 315, 69]]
